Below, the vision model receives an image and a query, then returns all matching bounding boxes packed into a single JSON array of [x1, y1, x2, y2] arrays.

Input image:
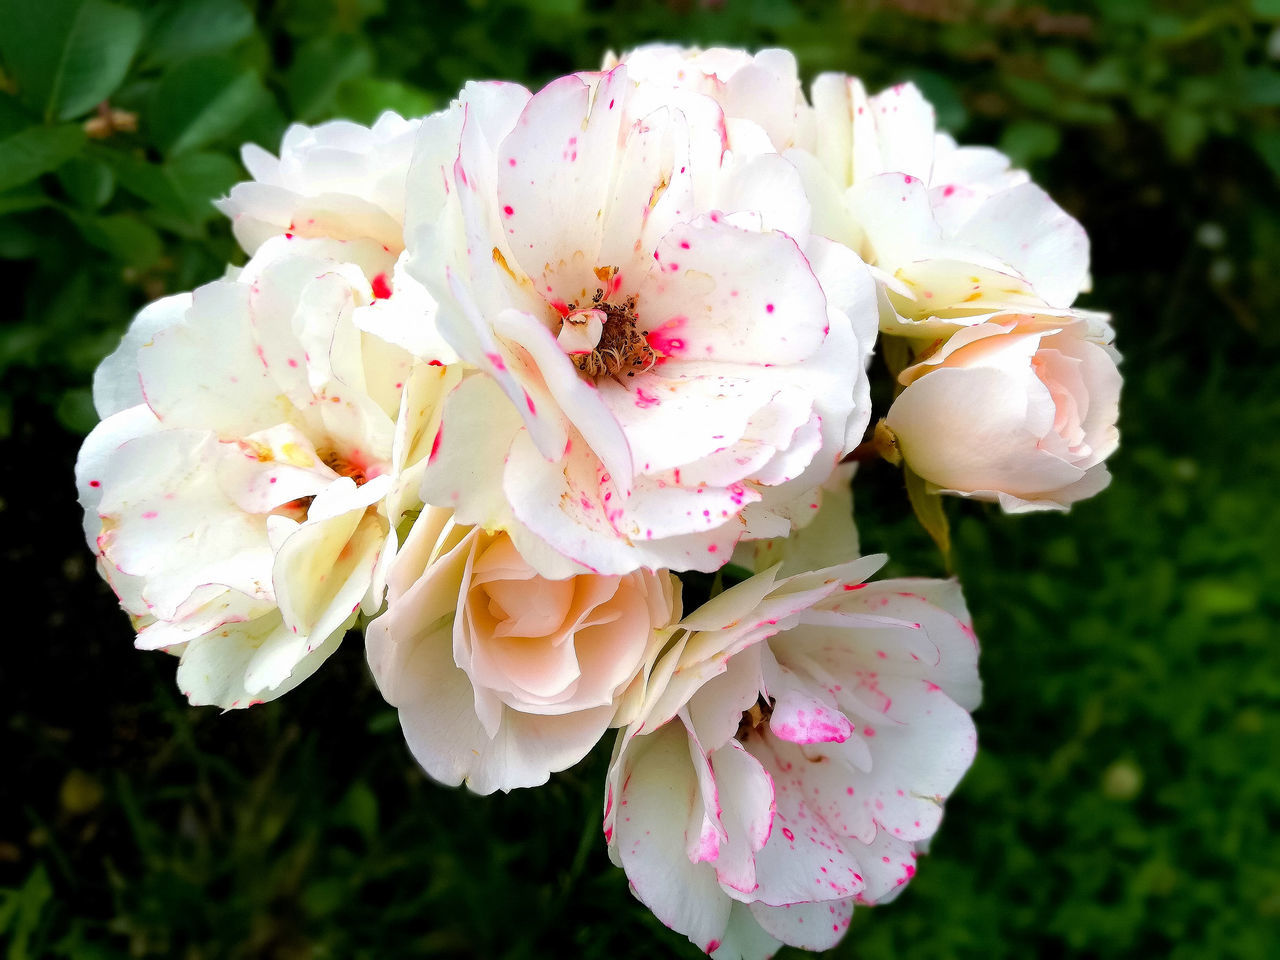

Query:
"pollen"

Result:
[[563, 276, 657, 385]]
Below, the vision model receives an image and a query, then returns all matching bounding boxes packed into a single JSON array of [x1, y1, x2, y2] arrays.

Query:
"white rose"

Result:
[[217, 111, 422, 255], [404, 65, 876, 577], [604, 560, 981, 959], [885, 314, 1121, 511], [76, 235, 455, 708], [365, 507, 681, 795]]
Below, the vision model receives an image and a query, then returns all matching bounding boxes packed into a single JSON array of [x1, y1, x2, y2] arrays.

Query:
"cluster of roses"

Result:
[[75, 46, 1119, 959]]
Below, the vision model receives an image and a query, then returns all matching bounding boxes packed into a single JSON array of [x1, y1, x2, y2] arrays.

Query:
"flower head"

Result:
[[217, 112, 421, 255], [604, 560, 980, 958], [405, 66, 876, 577], [366, 507, 681, 794], [77, 235, 452, 707], [885, 313, 1121, 511]]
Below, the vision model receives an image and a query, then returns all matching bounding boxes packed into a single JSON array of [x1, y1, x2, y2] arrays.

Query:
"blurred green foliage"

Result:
[[3, 0, 1279, 958]]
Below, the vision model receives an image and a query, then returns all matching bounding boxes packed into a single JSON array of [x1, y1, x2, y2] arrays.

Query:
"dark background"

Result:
[[3, 0, 1279, 957]]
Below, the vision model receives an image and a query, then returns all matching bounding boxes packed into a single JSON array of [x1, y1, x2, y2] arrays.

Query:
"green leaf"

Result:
[[0, 0, 143, 121], [1164, 107, 1206, 161], [1253, 0, 1280, 18], [0, 214, 46, 259], [0, 94, 35, 138], [904, 465, 952, 568], [1252, 129, 1280, 179], [99, 148, 239, 223], [56, 386, 97, 434], [331, 77, 436, 127], [0, 185, 51, 217], [147, 56, 268, 156], [339, 782, 379, 843], [285, 36, 373, 121], [999, 119, 1062, 166], [1243, 69, 1280, 107], [166, 151, 242, 221], [56, 155, 114, 208], [142, 0, 255, 69], [70, 211, 162, 269], [0, 124, 86, 192], [0, 866, 53, 960], [97, 148, 187, 214]]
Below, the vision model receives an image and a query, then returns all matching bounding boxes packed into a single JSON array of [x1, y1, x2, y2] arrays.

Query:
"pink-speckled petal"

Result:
[[418, 374, 521, 529], [636, 217, 828, 367], [496, 68, 629, 298], [745, 729, 868, 906], [711, 901, 783, 960], [95, 429, 274, 620], [708, 740, 775, 896], [93, 293, 191, 418], [614, 723, 733, 951], [747, 897, 854, 953], [273, 484, 387, 643]]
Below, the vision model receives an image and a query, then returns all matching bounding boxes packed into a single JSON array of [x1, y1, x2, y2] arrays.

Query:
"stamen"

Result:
[[735, 695, 775, 742], [562, 281, 657, 385]]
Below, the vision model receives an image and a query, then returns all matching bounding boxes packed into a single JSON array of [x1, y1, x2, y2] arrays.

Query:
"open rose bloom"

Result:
[[604, 559, 980, 958], [74, 42, 1119, 959]]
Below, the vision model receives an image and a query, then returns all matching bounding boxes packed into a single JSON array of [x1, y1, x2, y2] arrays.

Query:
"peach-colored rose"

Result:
[[885, 314, 1120, 511], [365, 507, 680, 794]]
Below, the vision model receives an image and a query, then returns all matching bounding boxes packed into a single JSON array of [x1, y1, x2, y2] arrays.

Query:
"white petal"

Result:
[[614, 723, 732, 952], [93, 293, 191, 418], [176, 610, 345, 709]]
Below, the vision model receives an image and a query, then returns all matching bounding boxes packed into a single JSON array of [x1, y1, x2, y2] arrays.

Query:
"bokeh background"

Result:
[[3, 0, 1279, 957]]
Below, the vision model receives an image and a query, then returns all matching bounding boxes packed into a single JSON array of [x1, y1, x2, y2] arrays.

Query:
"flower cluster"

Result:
[[76, 45, 1119, 959]]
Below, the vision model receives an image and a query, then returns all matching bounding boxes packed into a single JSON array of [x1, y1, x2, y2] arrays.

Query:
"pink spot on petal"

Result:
[[634, 388, 659, 409], [371, 272, 392, 299]]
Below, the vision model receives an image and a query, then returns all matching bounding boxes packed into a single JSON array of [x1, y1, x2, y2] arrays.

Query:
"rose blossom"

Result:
[[216, 111, 421, 256], [76, 234, 454, 708], [606, 49, 1093, 349], [809, 77, 1091, 324], [403, 65, 876, 578], [604, 559, 981, 959], [884, 313, 1121, 511], [365, 507, 681, 794], [215, 110, 458, 369], [602, 45, 815, 153]]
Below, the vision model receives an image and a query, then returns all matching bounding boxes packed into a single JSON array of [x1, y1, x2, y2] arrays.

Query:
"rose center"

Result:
[[734, 696, 776, 742], [557, 279, 657, 385]]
